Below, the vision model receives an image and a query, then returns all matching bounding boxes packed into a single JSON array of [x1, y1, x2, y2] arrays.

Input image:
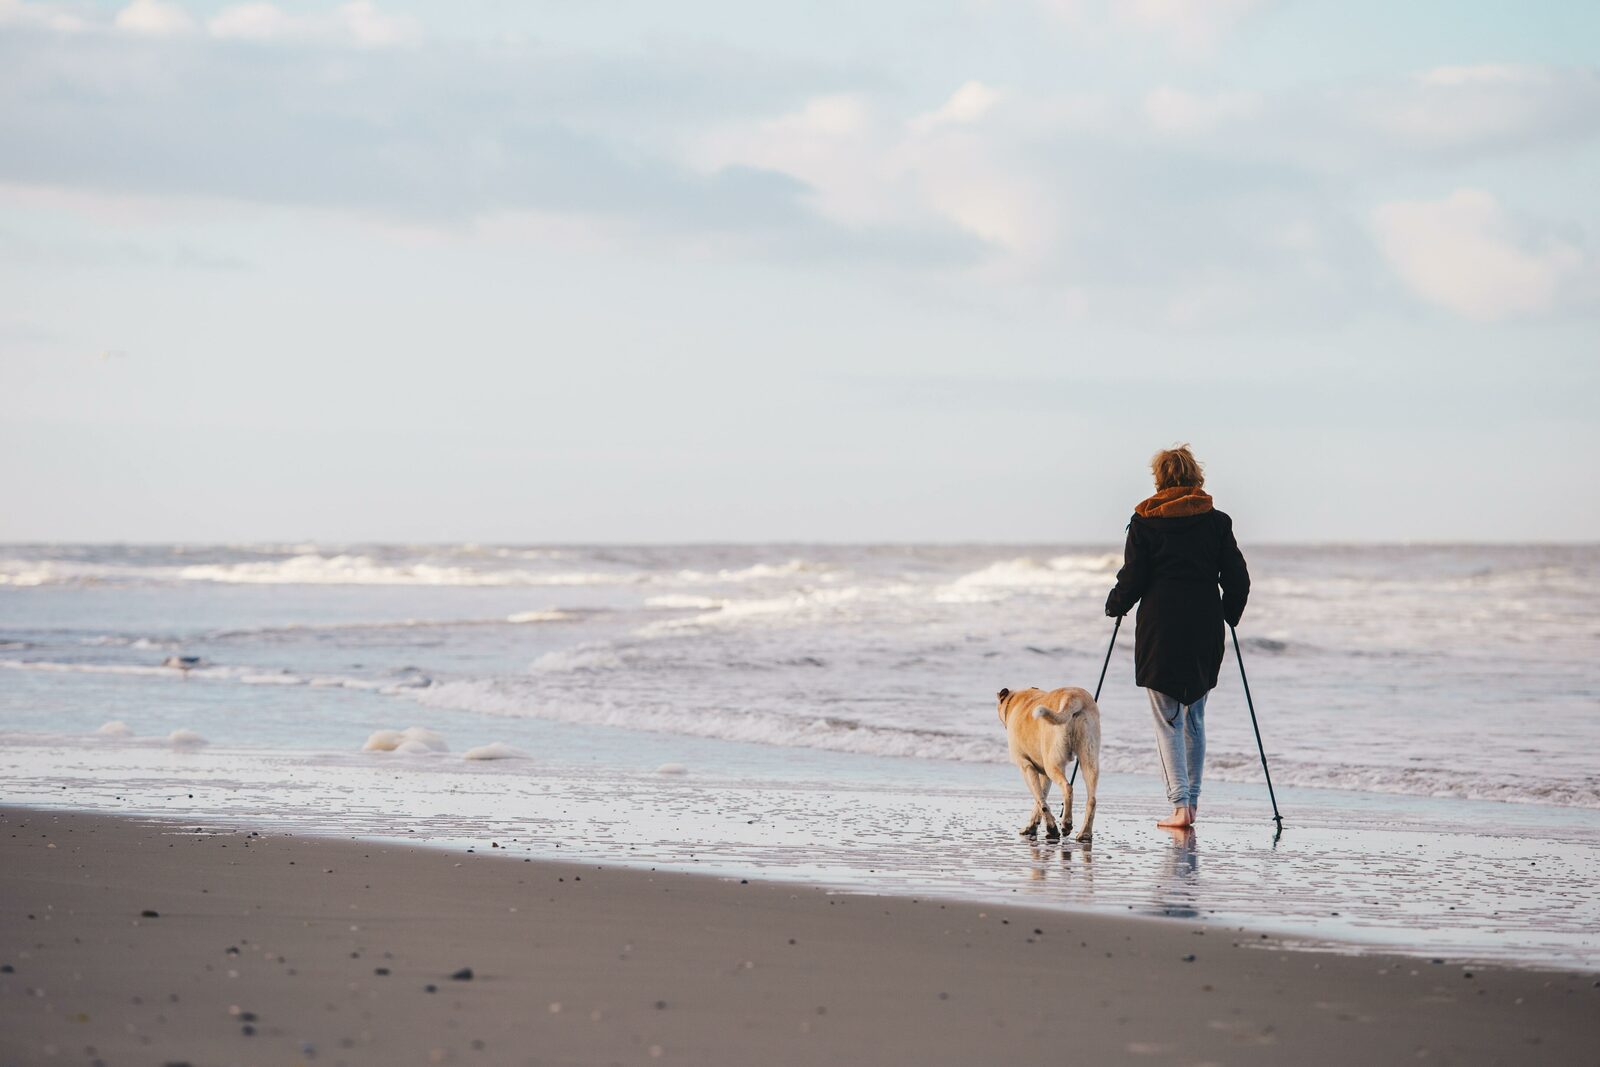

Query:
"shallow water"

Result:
[[3, 542, 1597, 806]]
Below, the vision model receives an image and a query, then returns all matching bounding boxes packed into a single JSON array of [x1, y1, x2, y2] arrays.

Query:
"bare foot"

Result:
[[1187, 805, 1198, 824], [1155, 807, 1192, 828]]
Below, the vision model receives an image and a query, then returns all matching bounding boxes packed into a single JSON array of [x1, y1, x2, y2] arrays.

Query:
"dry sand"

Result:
[[2, 807, 1594, 1066]]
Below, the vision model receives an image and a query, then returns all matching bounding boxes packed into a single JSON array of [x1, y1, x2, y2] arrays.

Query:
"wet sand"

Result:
[[3, 807, 1596, 1066]]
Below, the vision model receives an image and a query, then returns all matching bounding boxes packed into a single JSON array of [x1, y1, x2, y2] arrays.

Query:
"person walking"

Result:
[[1105, 445, 1249, 829]]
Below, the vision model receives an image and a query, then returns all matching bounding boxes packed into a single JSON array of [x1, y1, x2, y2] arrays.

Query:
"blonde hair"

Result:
[[1151, 444, 1204, 490]]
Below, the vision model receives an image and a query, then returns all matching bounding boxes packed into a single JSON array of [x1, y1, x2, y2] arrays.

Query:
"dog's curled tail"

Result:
[[1030, 693, 1085, 725]]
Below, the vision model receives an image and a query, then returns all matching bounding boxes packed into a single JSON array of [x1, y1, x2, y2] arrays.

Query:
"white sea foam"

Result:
[[644, 594, 724, 610], [672, 559, 829, 583], [530, 646, 629, 673], [0, 553, 642, 588], [175, 555, 639, 587], [363, 726, 449, 753], [506, 610, 575, 623], [655, 763, 689, 775], [96, 720, 133, 737], [462, 741, 528, 761], [168, 728, 207, 746], [937, 554, 1121, 603]]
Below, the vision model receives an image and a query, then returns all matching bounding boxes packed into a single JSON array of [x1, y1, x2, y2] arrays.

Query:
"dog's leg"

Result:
[[1038, 774, 1059, 840], [1049, 765, 1073, 837], [1076, 754, 1099, 843], [1018, 766, 1051, 838]]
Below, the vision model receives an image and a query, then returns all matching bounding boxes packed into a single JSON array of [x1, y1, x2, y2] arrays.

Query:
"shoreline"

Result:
[[6, 731, 1599, 971], [4, 805, 1597, 1066]]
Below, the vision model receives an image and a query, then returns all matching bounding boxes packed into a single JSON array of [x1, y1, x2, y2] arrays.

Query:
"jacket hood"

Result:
[[1134, 485, 1214, 519]]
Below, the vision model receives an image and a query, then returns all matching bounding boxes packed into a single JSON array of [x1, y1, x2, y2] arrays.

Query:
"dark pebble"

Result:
[[241, 1024, 256, 1036], [938, 992, 949, 1000], [1, 964, 13, 973], [655, 1000, 667, 1010], [141, 910, 160, 918], [225, 947, 239, 956], [450, 968, 474, 981], [239, 1011, 257, 1022], [1182, 954, 1197, 962], [425, 984, 437, 993], [375, 968, 390, 976]]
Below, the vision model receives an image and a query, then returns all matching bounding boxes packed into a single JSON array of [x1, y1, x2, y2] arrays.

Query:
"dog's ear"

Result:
[[997, 687, 1010, 701]]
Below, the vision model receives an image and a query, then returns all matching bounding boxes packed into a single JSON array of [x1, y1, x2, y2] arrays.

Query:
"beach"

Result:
[[2, 542, 1599, 1062], [5, 806, 1596, 1067]]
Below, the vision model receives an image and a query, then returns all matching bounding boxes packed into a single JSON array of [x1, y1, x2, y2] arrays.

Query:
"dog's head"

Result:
[[996, 687, 1011, 724]]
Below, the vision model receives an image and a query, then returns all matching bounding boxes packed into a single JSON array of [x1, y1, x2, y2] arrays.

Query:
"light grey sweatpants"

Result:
[[1148, 688, 1207, 807]]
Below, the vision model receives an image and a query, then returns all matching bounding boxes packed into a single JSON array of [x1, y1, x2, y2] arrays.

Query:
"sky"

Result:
[[1, 0, 1596, 543]]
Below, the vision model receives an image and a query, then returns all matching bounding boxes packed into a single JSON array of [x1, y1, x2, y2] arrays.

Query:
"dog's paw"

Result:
[[1045, 827, 1061, 841], [1019, 826, 1038, 838], [1075, 830, 1093, 844]]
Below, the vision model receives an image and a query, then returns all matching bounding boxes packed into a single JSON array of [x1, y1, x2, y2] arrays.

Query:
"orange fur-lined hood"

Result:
[[1134, 485, 1214, 518]]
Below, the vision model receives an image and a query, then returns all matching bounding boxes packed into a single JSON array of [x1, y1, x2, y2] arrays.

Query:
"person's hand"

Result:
[[1104, 600, 1124, 618]]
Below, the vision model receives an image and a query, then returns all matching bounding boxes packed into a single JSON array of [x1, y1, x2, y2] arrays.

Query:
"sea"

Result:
[[3, 543, 1598, 968]]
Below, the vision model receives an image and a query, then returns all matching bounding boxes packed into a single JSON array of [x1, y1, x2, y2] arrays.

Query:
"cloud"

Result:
[[207, 2, 421, 49], [1041, 0, 1272, 55], [0, 0, 420, 47], [911, 80, 1004, 132], [1143, 87, 1260, 134], [114, 0, 196, 36], [692, 83, 1061, 261], [1361, 64, 1600, 158], [1373, 189, 1585, 321], [0, 0, 88, 31]]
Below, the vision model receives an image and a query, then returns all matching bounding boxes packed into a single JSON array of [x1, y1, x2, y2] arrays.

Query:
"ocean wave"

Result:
[[0, 657, 420, 693], [936, 554, 1121, 603], [173, 555, 640, 587], [0, 554, 644, 588], [671, 559, 833, 583]]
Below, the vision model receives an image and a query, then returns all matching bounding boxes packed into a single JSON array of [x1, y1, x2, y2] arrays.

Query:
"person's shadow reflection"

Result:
[[1150, 826, 1200, 918]]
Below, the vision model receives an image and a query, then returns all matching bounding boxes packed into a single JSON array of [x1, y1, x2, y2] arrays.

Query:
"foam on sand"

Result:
[[655, 763, 688, 775], [362, 726, 449, 753], [462, 742, 528, 761], [96, 720, 134, 737], [168, 728, 208, 747]]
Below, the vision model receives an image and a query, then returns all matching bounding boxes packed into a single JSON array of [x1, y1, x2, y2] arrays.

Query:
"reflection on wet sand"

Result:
[[1150, 826, 1200, 919]]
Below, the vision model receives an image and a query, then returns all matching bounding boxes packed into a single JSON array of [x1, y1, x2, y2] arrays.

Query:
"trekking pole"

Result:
[[1230, 624, 1284, 837], [1069, 614, 1121, 787]]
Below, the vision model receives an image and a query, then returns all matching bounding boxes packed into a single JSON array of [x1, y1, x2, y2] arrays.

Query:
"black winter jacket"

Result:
[[1104, 488, 1250, 705]]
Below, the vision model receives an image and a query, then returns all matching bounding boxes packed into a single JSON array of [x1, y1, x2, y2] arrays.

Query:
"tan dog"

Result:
[[996, 687, 1101, 842]]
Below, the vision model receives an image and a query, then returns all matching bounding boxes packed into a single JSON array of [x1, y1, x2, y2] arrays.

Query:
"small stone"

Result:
[[241, 1024, 255, 1036], [450, 968, 474, 981], [1182, 954, 1197, 962], [424, 984, 437, 993], [1, 965, 13, 973], [141, 910, 159, 918], [374, 968, 390, 976], [654, 1000, 667, 1010]]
